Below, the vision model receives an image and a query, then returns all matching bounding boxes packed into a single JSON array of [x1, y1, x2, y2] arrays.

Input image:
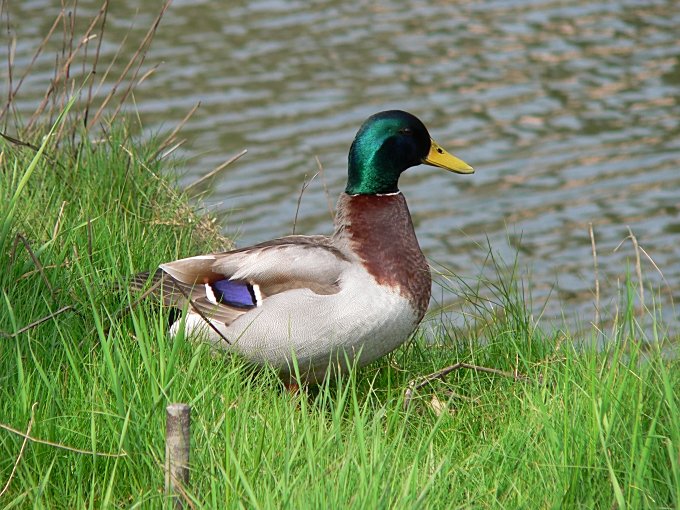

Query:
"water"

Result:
[[5, 0, 680, 331]]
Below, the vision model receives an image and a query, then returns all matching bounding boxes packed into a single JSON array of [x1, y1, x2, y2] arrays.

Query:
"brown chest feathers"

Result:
[[334, 193, 432, 319]]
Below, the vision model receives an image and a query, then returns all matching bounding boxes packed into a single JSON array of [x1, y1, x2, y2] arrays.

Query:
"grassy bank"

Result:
[[0, 124, 678, 509]]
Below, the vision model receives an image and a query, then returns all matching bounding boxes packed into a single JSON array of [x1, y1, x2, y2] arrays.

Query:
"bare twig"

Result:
[[184, 148, 248, 192], [292, 171, 319, 234], [404, 362, 531, 410], [0, 402, 37, 498], [0, 416, 126, 457], [589, 223, 600, 329]]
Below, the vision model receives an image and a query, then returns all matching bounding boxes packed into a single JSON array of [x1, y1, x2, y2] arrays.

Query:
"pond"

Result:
[[6, 0, 680, 332]]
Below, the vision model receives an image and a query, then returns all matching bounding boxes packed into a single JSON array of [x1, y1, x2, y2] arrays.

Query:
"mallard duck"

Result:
[[135, 110, 473, 383]]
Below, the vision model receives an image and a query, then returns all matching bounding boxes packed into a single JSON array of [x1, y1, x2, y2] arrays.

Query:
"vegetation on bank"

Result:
[[1, 2, 678, 508], [0, 122, 678, 509]]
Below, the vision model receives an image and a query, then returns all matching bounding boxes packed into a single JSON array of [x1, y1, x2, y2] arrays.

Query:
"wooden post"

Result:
[[165, 403, 190, 507]]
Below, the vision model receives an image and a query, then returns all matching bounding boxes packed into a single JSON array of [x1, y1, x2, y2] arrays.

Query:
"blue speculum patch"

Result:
[[210, 279, 257, 308]]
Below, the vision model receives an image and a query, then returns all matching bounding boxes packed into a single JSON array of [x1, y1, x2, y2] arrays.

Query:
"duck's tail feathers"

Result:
[[128, 269, 194, 309]]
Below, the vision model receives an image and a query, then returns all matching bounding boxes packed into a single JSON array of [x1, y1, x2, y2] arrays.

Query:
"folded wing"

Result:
[[133, 235, 349, 326]]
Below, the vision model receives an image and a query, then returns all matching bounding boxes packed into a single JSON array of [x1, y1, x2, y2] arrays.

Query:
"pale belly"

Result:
[[173, 269, 422, 382]]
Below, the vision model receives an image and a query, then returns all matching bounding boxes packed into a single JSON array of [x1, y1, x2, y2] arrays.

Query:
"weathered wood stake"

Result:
[[165, 403, 191, 507]]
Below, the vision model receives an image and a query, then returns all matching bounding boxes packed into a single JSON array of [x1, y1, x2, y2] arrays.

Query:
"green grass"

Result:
[[0, 125, 678, 509]]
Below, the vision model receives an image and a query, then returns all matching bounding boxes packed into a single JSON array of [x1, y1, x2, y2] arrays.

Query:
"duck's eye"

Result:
[[399, 127, 413, 136]]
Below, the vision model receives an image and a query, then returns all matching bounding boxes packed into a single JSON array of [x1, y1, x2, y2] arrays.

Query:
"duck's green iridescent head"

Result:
[[345, 110, 474, 195]]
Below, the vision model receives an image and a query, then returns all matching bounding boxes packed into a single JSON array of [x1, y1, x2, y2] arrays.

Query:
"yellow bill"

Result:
[[423, 138, 474, 174]]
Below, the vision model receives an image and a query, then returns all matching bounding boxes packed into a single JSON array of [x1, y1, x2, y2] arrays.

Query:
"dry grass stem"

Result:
[[614, 227, 644, 314], [150, 101, 201, 162], [1, 8, 64, 120], [27, 4, 106, 131], [0, 415, 126, 458], [88, 0, 172, 129], [86, 218, 94, 265], [315, 155, 335, 221], [404, 362, 531, 410], [17, 264, 65, 282], [629, 227, 643, 309], [137, 62, 159, 85], [4, 10, 16, 120], [292, 171, 319, 234], [0, 306, 74, 339], [589, 223, 600, 328], [159, 140, 186, 160], [52, 201, 68, 240], [0, 402, 37, 498], [120, 144, 231, 246], [0, 131, 63, 168], [638, 245, 676, 312], [185, 148, 248, 192], [10, 233, 55, 297], [83, 0, 108, 127]]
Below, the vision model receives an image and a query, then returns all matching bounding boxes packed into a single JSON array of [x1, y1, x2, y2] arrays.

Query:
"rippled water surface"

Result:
[[6, 0, 680, 330]]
